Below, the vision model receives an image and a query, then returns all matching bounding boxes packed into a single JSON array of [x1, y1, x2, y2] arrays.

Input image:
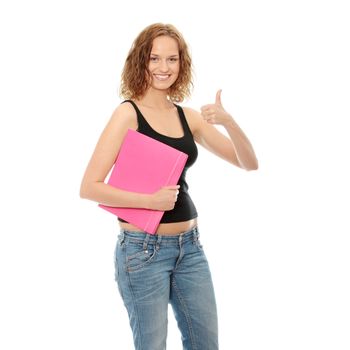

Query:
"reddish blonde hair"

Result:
[[120, 23, 193, 103]]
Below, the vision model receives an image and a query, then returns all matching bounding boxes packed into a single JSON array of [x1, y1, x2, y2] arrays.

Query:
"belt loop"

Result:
[[193, 227, 199, 242], [143, 234, 150, 250], [119, 230, 125, 245], [156, 235, 162, 251]]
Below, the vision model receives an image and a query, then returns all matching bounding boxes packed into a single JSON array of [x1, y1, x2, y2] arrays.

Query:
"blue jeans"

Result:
[[114, 226, 219, 350]]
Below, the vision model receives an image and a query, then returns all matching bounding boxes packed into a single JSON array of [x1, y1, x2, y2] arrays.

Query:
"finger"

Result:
[[202, 111, 216, 119], [201, 108, 213, 115], [205, 118, 216, 124], [200, 104, 213, 112], [203, 116, 212, 122], [163, 185, 180, 190], [215, 89, 222, 105]]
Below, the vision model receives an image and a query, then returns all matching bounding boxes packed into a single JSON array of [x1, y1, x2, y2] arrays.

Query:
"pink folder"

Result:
[[98, 129, 188, 234]]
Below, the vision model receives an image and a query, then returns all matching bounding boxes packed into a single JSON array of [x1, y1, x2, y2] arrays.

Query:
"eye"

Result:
[[169, 57, 179, 62], [150, 56, 159, 62]]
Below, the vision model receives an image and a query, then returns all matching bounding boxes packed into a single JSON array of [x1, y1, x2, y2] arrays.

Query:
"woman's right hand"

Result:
[[148, 185, 180, 211]]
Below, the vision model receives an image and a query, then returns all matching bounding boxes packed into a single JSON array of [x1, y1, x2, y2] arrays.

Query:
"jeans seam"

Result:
[[172, 277, 198, 350], [126, 270, 142, 349], [118, 242, 142, 349]]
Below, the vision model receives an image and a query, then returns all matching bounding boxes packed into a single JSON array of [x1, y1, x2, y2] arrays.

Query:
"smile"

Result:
[[154, 74, 171, 81]]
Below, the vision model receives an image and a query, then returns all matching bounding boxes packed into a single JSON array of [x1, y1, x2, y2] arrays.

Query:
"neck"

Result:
[[136, 88, 174, 109]]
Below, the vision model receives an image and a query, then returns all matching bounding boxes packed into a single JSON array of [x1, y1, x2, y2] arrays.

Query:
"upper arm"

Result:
[[80, 103, 137, 193], [183, 107, 239, 166]]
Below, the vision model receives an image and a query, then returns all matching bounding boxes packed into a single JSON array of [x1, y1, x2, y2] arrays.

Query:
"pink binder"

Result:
[[98, 129, 188, 234]]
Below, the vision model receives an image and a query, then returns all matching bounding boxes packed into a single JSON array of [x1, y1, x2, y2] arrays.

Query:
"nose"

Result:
[[159, 59, 169, 72]]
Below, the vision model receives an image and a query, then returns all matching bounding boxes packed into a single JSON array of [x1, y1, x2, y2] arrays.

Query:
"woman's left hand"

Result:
[[200, 90, 233, 126]]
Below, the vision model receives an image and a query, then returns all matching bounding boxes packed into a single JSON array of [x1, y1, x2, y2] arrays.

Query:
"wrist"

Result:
[[141, 193, 152, 210], [222, 116, 236, 128]]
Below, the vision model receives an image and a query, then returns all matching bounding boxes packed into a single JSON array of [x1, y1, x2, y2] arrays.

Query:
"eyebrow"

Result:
[[150, 53, 179, 58]]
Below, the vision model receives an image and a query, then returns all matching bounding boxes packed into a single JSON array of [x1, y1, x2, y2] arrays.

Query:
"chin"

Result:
[[152, 82, 175, 91]]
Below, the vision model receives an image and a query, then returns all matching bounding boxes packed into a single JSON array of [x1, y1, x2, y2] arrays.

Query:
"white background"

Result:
[[1, 0, 349, 349]]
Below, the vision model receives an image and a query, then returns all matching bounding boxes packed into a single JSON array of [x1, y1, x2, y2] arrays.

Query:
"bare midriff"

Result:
[[118, 218, 198, 236]]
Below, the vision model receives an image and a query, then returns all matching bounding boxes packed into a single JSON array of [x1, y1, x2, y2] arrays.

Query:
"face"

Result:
[[147, 36, 180, 92]]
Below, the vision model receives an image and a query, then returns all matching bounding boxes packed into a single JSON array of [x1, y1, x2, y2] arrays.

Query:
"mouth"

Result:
[[153, 74, 171, 81]]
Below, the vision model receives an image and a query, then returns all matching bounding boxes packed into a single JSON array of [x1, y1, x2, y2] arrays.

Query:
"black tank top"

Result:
[[118, 99, 198, 224]]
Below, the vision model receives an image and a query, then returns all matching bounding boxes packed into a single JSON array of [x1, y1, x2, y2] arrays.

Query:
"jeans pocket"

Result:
[[125, 242, 157, 272], [114, 241, 123, 282], [114, 243, 126, 300], [114, 253, 118, 282]]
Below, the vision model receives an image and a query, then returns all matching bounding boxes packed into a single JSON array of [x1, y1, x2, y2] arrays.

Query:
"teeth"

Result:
[[155, 74, 170, 81]]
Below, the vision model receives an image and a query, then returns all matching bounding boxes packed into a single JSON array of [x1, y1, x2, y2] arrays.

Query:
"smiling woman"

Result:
[[80, 22, 258, 350], [120, 23, 193, 103], [148, 36, 180, 88]]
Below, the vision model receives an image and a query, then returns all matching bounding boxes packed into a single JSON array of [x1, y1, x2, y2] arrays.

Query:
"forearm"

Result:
[[224, 118, 258, 171], [80, 182, 150, 208]]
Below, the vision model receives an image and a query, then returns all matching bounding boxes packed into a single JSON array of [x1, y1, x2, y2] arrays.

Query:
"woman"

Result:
[[80, 23, 258, 350]]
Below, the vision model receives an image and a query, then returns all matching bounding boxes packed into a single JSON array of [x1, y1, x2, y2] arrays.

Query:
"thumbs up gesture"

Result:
[[200, 89, 233, 126]]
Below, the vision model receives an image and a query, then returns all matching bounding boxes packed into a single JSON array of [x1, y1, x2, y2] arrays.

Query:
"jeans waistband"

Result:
[[119, 226, 199, 246]]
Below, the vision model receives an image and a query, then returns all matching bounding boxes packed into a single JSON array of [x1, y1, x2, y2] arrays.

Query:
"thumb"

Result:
[[163, 185, 180, 190], [215, 89, 222, 105]]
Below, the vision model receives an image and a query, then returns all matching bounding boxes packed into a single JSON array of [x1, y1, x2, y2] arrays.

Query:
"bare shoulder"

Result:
[[96, 101, 138, 158], [98, 101, 138, 147], [109, 101, 138, 128], [80, 101, 138, 185]]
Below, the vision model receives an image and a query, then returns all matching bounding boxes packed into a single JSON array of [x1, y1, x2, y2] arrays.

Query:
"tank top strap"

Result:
[[122, 100, 193, 138], [121, 99, 148, 129], [174, 104, 192, 137]]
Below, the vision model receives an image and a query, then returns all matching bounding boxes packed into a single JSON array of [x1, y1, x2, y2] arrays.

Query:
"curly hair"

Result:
[[119, 23, 193, 103]]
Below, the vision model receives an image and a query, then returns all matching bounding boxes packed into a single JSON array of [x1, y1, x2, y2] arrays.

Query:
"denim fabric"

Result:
[[114, 226, 218, 350]]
